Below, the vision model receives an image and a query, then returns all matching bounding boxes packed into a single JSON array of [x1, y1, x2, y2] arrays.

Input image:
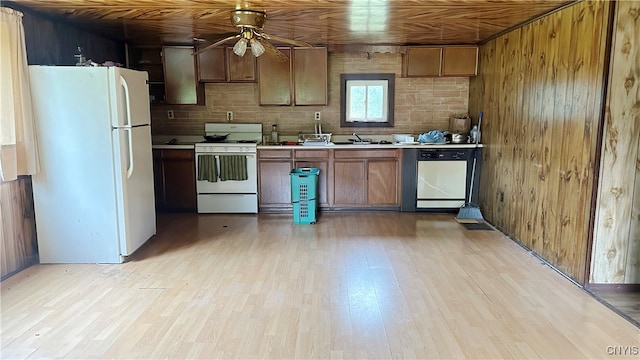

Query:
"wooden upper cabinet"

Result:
[[404, 47, 442, 77], [227, 48, 256, 82], [162, 46, 199, 104], [293, 47, 328, 105], [197, 47, 226, 82], [258, 47, 328, 106], [197, 47, 256, 82], [442, 47, 478, 76], [258, 48, 292, 105], [404, 46, 478, 77]]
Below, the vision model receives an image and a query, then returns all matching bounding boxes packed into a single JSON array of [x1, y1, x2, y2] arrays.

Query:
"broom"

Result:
[[455, 112, 485, 224]]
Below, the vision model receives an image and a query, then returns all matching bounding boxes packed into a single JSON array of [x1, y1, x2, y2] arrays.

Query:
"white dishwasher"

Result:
[[401, 148, 476, 211]]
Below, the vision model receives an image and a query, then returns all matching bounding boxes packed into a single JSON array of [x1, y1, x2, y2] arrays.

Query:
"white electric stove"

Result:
[[194, 123, 262, 213]]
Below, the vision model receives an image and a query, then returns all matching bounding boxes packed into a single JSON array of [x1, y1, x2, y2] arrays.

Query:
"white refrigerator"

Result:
[[29, 66, 156, 263]]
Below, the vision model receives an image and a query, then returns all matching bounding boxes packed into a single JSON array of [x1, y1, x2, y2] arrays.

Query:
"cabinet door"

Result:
[[152, 149, 165, 210], [157, 149, 196, 212], [258, 48, 292, 105], [162, 46, 199, 104], [404, 47, 442, 77], [333, 160, 366, 206], [293, 47, 327, 105], [227, 48, 256, 82], [197, 47, 226, 82], [295, 160, 329, 208], [258, 160, 293, 208], [442, 47, 478, 76], [367, 159, 399, 205]]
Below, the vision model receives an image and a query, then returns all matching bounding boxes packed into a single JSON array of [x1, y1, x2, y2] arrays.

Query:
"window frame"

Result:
[[340, 73, 395, 128]]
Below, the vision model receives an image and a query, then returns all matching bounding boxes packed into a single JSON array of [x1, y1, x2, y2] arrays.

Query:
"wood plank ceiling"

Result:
[[6, 0, 573, 47]]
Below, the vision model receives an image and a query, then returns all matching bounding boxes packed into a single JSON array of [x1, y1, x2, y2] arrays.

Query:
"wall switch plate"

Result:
[[167, 110, 174, 119], [314, 112, 321, 121], [227, 111, 233, 121]]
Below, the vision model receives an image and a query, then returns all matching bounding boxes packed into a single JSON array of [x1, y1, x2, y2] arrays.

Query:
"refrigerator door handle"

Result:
[[126, 128, 134, 178], [120, 75, 131, 127]]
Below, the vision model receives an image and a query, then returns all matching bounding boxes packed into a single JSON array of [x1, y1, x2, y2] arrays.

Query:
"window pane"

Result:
[[350, 86, 366, 119], [367, 85, 383, 119]]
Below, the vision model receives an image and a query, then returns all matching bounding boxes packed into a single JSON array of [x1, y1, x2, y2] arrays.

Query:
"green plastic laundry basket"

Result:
[[290, 168, 319, 224]]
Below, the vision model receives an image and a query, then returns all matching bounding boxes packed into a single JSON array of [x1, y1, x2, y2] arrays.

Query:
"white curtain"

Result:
[[0, 7, 39, 182]]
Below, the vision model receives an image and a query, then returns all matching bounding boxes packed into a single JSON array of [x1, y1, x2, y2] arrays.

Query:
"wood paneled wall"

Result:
[[591, 1, 640, 284], [1, 3, 126, 279], [468, 0, 611, 284], [6, 2, 125, 66], [1, 178, 38, 279]]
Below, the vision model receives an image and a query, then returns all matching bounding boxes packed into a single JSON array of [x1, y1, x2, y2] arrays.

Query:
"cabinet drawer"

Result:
[[258, 149, 293, 159], [334, 149, 398, 159], [160, 149, 194, 160], [295, 149, 329, 159]]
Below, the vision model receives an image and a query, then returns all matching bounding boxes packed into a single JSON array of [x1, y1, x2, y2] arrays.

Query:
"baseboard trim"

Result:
[[587, 283, 640, 292]]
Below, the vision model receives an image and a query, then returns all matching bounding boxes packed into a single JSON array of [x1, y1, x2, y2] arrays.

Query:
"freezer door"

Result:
[[112, 125, 157, 256], [111, 68, 151, 127]]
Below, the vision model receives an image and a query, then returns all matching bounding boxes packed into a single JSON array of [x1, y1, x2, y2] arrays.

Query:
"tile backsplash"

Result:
[[150, 52, 469, 137]]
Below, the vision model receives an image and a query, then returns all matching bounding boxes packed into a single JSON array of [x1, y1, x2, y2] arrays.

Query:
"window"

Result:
[[340, 73, 395, 128]]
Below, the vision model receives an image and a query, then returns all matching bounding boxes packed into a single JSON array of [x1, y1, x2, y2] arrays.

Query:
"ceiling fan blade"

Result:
[[261, 33, 313, 48], [192, 34, 240, 56], [259, 39, 290, 62], [194, 32, 238, 43]]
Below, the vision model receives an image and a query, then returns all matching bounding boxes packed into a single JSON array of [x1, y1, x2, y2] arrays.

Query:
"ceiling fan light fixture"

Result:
[[232, 37, 248, 56], [250, 38, 265, 57], [194, 8, 311, 60]]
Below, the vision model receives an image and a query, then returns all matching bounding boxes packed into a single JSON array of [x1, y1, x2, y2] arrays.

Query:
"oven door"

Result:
[[195, 152, 257, 193], [195, 152, 258, 213]]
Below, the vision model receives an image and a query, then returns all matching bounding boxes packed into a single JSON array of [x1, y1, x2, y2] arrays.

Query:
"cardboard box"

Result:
[[450, 117, 471, 134]]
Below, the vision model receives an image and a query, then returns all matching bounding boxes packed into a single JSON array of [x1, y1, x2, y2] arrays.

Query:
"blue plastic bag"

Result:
[[418, 130, 446, 144]]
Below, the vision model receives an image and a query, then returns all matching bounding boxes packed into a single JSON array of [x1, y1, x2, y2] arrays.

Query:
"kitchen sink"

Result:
[[333, 141, 393, 145]]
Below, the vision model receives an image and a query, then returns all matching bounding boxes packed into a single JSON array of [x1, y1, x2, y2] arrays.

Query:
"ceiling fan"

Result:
[[193, 9, 313, 62]]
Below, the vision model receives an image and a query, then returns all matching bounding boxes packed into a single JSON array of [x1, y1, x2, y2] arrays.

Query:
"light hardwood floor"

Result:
[[590, 291, 640, 327], [2, 212, 639, 359]]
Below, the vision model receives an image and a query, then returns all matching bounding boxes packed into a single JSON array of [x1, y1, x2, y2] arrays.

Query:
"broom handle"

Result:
[[468, 150, 477, 203], [468, 112, 483, 203]]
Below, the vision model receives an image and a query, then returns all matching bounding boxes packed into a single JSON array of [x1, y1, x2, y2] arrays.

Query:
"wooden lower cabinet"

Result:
[[333, 149, 400, 208], [258, 148, 400, 212], [368, 160, 400, 205], [333, 160, 366, 205], [258, 149, 294, 211], [153, 149, 196, 212], [294, 149, 330, 208]]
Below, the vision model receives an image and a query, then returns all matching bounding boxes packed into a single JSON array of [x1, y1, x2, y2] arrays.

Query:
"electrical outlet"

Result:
[[226, 111, 233, 121], [314, 112, 321, 121], [167, 110, 174, 119]]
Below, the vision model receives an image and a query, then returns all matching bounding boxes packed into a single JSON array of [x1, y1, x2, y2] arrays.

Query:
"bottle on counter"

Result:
[[271, 124, 279, 144], [470, 125, 480, 143]]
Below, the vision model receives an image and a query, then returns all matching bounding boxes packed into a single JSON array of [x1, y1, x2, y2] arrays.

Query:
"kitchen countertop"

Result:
[[152, 135, 201, 149], [152, 143, 196, 150], [151, 142, 484, 150], [150, 135, 484, 150], [258, 143, 483, 149]]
